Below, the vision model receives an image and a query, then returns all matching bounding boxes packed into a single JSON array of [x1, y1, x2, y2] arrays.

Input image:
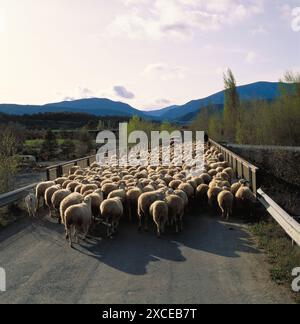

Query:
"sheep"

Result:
[[44, 185, 61, 216], [169, 180, 182, 190], [174, 189, 189, 208], [149, 201, 169, 238], [69, 166, 81, 175], [108, 189, 126, 203], [218, 190, 234, 221], [55, 177, 67, 186], [81, 184, 99, 196], [65, 196, 93, 247], [137, 190, 166, 232], [74, 184, 83, 193], [60, 192, 84, 225], [207, 186, 222, 208], [35, 181, 56, 211], [101, 183, 118, 199], [178, 183, 195, 200], [100, 197, 124, 238], [231, 181, 243, 196], [200, 173, 212, 185], [85, 191, 104, 219], [62, 180, 72, 189], [223, 167, 235, 180], [126, 187, 142, 221], [51, 189, 72, 223], [66, 181, 80, 193], [196, 184, 209, 207], [235, 184, 256, 216], [25, 194, 37, 217], [165, 195, 184, 233]]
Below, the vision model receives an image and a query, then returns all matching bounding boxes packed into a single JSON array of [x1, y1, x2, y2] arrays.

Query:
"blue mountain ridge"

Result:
[[0, 81, 283, 122]]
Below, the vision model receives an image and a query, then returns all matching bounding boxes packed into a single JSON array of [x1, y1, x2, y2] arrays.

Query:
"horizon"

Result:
[[0, 1, 299, 110]]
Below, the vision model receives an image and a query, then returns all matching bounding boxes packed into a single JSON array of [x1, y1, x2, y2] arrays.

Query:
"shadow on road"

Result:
[[0, 210, 260, 276]]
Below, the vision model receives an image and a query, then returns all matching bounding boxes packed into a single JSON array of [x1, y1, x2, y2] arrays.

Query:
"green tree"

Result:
[[60, 139, 76, 159], [0, 128, 19, 193], [160, 121, 176, 133], [41, 130, 58, 160], [223, 69, 240, 142]]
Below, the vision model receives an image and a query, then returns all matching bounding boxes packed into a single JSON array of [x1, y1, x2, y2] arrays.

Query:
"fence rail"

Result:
[[0, 183, 37, 208], [257, 189, 300, 246], [46, 155, 97, 181], [209, 139, 259, 195]]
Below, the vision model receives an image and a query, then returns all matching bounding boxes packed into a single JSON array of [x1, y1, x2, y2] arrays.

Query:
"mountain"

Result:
[[0, 98, 148, 119], [0, 81, 283, 122], [156, 81, 282, 122]]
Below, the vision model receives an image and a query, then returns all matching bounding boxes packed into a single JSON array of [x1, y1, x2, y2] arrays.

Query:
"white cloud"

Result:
[[107, 0, 265, 40], [57, 86, 95, 101], [143, 62, 187, 80], [245, 51, 258, 64], [251, 26, 268, 36]]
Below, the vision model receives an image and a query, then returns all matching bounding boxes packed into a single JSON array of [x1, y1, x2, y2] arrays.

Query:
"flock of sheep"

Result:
[[25, 142, 256, 247]]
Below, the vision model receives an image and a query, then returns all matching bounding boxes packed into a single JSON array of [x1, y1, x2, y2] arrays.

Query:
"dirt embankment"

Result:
[[227, 144, 300, 217]]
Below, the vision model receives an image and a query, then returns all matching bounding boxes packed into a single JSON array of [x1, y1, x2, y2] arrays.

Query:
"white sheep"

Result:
[[44, 185, 61, 216], [165, 195, 184, 233], [25, 194, 37, 218], [60, 192, 84, 225], [65, 196, 93, 247], [51, 189, 72, 223], [100, 197, 124, 238], [137, 189, 166, 232]]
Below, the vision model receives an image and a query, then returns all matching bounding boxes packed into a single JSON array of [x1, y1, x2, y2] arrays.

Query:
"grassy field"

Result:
[[250, 220, 300, 303], [25, 139, 81, 147]]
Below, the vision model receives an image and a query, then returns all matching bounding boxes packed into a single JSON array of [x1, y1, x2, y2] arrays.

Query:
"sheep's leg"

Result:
[[36, 196, 40, 212], [144, 214, 149, 232], [68, 227, 73, 247], [157, 225, 161, 239], [127, 202, 132, 222], [138, 214, 143, 232]]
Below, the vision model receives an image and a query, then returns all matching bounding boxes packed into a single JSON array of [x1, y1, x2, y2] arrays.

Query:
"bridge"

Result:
[[0, 140, 299, 304]]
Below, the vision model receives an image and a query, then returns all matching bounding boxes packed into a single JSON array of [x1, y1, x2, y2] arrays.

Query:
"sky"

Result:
[[0, 0, 299, 111]]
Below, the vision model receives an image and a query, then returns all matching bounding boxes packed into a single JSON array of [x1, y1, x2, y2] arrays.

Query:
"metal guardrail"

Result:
[[257, 189, 300, 246], [46, 155, 97, 181], [0, 183, 37, 208], [209, 139, 259, 195]]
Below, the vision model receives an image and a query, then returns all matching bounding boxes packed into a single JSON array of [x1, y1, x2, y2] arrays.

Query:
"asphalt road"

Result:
[[0, 212, 294, 304]]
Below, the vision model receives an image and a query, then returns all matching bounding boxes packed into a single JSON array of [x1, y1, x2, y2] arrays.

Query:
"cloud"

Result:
[[113, 85, 135, 99], [245, 51, 258, 64], [107, 0, 265, 40], [57, 86, 95, 101], [155, 98, 171, 105], [251, 26, 268, 36], [143, 62, 187, 80]]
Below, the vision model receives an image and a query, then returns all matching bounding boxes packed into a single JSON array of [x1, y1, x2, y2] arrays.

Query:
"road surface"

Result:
[[0, 212, 294, 304]]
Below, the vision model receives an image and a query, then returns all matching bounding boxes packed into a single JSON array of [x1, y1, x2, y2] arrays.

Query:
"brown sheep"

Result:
[[218, 190, 234, 220], [35, 181, 56, 210], [165, 195, 184, 233], [150, 201, 169, 238]]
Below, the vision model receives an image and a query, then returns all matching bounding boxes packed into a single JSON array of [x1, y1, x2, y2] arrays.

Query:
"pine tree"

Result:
[[223, 69, 240, 142]]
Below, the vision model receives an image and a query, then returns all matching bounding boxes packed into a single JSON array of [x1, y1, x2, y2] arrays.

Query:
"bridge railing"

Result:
[[257, 189, 300, 246], [209, 139, 259, 195], [46, 155, 97, 181], [0, 183, 37, 208]]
